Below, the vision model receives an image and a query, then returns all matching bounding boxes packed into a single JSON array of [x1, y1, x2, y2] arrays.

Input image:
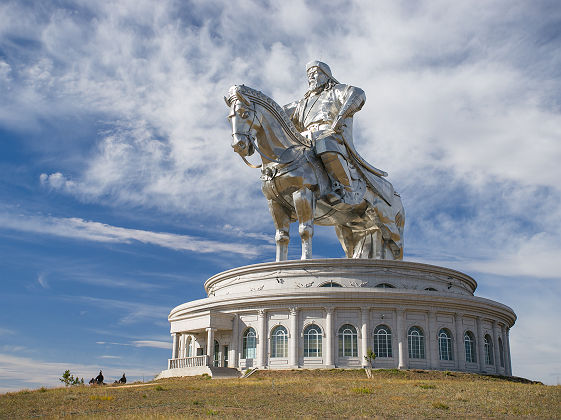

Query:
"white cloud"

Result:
[[0, 328, 15, 336], [74, 296, 170, 326], [37, 273, 49, 289], [0, 0, 554, 235], [132, 340, 170, 350], [0, 211, 259, 257]]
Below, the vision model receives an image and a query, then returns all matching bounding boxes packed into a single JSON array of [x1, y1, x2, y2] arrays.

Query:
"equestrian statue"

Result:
[[226, 61, 404, 261]]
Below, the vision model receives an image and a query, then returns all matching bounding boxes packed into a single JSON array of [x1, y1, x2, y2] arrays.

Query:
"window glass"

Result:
[[304, 325, 323, 357], [408, 326, 425, 359], [271, 326, 288, 358], [242, 327, 256, 359], [484, 335, 494, 365], [498, 337, 505, 368], [373, 325, 393, 358], [464, 331, 477, 363], [320, 282, 343, 287], [438, 329, 453, 361], [338, 324, 358, 357]]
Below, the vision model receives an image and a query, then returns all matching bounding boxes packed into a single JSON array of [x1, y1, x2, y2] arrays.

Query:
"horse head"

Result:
[[225, 85, 258, 157]]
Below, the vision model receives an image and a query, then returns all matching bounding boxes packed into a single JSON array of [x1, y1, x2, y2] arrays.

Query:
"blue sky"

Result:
[[1, 0, 560, 391]]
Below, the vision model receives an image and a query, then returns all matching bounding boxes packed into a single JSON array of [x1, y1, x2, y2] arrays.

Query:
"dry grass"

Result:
[[1, 369, 560, 419]]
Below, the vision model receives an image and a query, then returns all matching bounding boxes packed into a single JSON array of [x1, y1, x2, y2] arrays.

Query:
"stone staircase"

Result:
[[209, 367, 241, 379]]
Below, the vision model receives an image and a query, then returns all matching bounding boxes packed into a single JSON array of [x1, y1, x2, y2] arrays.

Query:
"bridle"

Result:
[[231, 99, 298, 168]]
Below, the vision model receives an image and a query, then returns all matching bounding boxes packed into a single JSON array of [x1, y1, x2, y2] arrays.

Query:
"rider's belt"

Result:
[[306, 123, 331, 132]]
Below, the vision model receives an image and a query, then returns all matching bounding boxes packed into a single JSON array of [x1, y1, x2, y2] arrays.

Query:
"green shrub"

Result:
[[432, 401, 449, 410], [60, 370, 84, 387], [352, 387, 373, 394], [364, 348, 376, 367]]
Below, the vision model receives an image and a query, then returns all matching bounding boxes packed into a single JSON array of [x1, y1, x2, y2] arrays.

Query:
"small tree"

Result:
[[60, 370, 84, 386], [364, 348, 376, 368]]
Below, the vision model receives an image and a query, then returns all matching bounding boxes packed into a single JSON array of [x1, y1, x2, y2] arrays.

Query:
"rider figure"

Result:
[[284, 60, 366, 204]]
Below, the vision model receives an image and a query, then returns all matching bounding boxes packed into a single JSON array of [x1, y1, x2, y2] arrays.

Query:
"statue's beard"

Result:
[[308, 80, 327, 94]]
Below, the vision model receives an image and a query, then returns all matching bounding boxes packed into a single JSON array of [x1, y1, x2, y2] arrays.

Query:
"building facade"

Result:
[[158, 259, 515, 378]]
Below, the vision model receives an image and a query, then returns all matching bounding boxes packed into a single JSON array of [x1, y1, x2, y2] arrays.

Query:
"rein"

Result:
[[232, 101, 301, 168]]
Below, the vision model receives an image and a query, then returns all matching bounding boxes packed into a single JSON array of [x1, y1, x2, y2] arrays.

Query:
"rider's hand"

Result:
[[331, 118, 345, 133]]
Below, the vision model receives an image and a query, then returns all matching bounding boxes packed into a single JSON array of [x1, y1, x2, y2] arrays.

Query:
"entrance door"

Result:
[[223, 345, 229, 367], [214, 340, 220, 367]]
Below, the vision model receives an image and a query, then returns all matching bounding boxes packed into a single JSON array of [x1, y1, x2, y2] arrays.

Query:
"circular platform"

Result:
[[164, 259, 515, 377]]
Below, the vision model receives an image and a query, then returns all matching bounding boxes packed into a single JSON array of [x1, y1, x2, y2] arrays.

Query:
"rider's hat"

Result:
[[306, 60, 339, 84]]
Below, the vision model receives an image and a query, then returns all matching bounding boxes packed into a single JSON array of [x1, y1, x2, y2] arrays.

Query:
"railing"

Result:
[[168, 355, 209, 369]]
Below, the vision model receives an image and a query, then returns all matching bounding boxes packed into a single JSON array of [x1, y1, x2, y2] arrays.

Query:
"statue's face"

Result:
[[307, 67, 329, 91]]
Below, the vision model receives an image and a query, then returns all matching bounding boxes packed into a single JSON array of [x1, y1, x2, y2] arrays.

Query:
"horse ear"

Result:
[[224, 96, 231, 107], [236, 90, 251, 106]]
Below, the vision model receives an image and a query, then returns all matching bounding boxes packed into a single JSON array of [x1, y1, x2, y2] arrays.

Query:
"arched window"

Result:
[[213, 339, 220, 367], [304, 325, 322, 357], [438, 329, 453, 361], [424, 287, 437, 291], [408, 326, 425, 359], [484, 334, 494, 365], [271, 325, 288, 358], [375, 283, 395, 288], [242, 327, 256, 359], [338, 324, 358, 357], [320, 282, 343, 287], [373, 325, 392, 358], [182, 336, 191, 358], [464, 331, 476, 363], [498, 337, 505, 368]]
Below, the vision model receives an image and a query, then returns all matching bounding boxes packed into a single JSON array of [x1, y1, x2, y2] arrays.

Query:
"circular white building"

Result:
[[158, 259, 515, 378]]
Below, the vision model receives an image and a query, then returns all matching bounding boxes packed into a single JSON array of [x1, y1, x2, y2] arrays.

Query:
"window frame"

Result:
[[303, 324, 323, 357], [242, 327, 257, 359], [464, 331, 477, 363], [407, 326, 425, 359], [338, 324, 358, 357], [484, 334, 494, 365], [270, 325, 288, 358], [438, 328, 453, 361], [373, 324, 393, 358]]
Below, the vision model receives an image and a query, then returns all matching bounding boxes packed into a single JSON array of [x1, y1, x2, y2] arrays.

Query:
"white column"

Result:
[[171, 333, 179, 359], [476, 317, 485, 372], [289, 307, 299, 368], [231, 313, 239, 368], [396, 309, 406, 369], [506, 327, 512, 376], [361, 307, 370, 368], [455, 313, 465, 371], [257, 309, 267, 368], [178, 334, 185, 358], [492, 321, 500, 374], [206, 328, 215, 366], [325, 307, 334, 368], [428, 311, 438, 369]]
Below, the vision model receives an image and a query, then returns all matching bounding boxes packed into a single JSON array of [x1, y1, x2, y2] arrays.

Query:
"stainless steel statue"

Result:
[[226, 61, 404, 261]]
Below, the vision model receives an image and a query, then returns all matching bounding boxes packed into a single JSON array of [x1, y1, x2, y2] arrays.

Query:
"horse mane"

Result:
[[227, 85, 310, 147]]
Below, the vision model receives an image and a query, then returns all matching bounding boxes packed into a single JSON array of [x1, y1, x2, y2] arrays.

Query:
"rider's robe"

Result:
[[283, 83, 395, 206]]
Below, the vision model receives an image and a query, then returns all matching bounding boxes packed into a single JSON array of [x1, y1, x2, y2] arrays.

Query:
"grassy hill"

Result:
[[1, 369, 559, 419]]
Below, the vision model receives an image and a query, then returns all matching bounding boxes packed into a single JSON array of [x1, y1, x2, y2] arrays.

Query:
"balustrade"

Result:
[[168, 355, 209, 369]]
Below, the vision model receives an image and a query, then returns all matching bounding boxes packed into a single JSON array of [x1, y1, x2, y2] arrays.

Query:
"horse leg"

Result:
[[293, 187, 315, 260], [267, 199, 291, 261], [335, 225, 355, 258]]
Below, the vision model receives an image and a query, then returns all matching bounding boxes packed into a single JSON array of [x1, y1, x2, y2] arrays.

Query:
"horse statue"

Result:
[[225, 84, 404, 261]]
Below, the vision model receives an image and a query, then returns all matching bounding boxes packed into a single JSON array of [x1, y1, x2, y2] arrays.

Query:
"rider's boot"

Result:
[[321, 152, 352, 204]]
